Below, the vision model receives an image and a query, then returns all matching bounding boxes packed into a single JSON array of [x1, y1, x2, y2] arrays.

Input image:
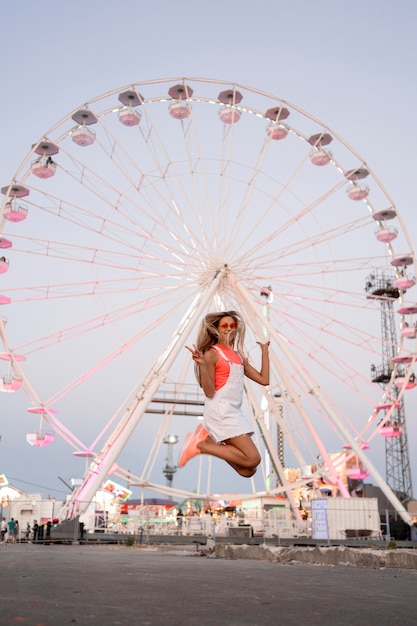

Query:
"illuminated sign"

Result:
[[0, 474, 9, 487], [103, 480, 132, 501]]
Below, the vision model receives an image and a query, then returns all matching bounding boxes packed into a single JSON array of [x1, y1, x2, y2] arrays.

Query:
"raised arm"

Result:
[[243, 341, 270, 386]]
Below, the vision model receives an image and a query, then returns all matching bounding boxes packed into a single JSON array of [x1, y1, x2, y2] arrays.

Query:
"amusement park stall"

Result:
[[311, 497, 381, 540]]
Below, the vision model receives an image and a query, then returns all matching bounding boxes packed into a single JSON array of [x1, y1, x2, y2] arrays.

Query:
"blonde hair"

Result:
[[194, 310, 246, 384]]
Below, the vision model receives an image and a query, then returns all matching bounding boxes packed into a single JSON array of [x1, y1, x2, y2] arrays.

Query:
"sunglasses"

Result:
[[218, 322, 238, 330]]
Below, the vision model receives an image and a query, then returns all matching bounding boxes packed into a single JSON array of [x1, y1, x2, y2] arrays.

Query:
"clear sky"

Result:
[[0, 0, 416, 501]]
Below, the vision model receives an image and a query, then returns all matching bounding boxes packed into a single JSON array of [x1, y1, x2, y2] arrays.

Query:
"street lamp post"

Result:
[[163, 435, 179, 496]]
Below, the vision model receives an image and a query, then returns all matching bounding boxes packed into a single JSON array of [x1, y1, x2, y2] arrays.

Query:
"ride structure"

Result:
[[0, 77, 415, 524], [367, 269, 414, 504]]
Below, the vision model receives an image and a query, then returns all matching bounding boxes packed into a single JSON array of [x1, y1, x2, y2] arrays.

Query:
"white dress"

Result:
[[203, 345, 254, 444]]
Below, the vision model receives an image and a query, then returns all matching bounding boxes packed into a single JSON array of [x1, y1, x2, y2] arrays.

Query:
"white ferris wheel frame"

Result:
[[0, 77, 415, 523]]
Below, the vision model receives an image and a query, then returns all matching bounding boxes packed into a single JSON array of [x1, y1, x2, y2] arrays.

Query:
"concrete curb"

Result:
[[214, 543, 417, 569]]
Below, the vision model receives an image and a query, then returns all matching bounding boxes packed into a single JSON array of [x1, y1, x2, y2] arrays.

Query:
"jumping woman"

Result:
[[179, 310, 270, 477]]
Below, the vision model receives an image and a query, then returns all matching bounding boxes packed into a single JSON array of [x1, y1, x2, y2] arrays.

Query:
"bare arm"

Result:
[[185, 344, 218, 398], [243, 341, 270, 386]]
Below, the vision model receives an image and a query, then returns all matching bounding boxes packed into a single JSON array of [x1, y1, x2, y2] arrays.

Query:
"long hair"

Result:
[[193, 310, 246, 384]]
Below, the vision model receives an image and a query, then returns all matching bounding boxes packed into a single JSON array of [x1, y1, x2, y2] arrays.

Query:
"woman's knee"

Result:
[[236, 447, 261, 475], [236, 466, 257, 478], [228, 436, 261, 468], [246, 450, 261, 469]]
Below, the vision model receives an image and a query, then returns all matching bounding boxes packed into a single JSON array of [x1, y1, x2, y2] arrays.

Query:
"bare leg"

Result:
[[198, 434, 261, 477], [225, 461, 257, 478], [198, 434, 256, 477]]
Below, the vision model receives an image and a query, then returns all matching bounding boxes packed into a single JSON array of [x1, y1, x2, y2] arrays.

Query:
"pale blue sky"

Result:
[[1, 1, 416, 227], [0, 0, 416, 500]]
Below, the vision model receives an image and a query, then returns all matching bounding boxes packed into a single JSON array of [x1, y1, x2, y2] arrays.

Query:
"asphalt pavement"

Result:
[[0, 543, 416, 625]]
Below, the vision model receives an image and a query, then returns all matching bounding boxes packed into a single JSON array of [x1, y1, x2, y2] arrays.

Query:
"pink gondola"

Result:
[[267, 124, 288, 140], [219, 106, 241, 124], [394, 276, 415, 290], [3, 203, 28, 222], [169, 101, 191, 119], [375, 227, 397, 243], [374, 402, 401, 410], [379, 425, 402, 438], [26, 431, 54, 447], [346, 468, 370, 480], [31, 158, 57, 179], [0, 376, 22, 392], [72, 126, 96, 146], [119, 108, 142, 126], [310, 149, 332, 166], [395, 376, 417, 390], [401, 326, 417, 339], [347, 184, 369, 201]]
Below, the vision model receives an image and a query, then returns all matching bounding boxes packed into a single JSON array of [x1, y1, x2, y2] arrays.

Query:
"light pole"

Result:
[[163, 435, 179, 496], [260, 286, 273, 488]]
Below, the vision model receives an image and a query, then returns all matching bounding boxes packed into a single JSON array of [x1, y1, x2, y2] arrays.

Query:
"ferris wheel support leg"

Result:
[[246, 392, 303, 521], [63, 267, 228, 519], [234, 279, 413, 526], [232, 278, 350, 498]]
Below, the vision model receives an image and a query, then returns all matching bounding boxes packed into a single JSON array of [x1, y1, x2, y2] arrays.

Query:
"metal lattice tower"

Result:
[[273, 393, 285, 468], [366, 269, 413, 504]]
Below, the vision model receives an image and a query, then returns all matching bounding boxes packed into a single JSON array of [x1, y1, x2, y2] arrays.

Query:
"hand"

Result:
[[185, 344, 205, 363], [256, 341, 270, 351]]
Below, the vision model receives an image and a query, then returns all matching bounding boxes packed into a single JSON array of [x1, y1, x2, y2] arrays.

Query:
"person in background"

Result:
[[1, 517, 7, 542], [176, 509, 184, 530], [32, 520, 39, 543], [7, 517, 16, 542], [13, 519, 19, 543]]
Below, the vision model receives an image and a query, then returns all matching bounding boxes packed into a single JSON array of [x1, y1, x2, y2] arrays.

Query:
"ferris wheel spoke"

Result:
[[226, 141, 313, 254], [238, 214, 371, 269], [13, 280, 198, 358], [232, 180, 351, 266]]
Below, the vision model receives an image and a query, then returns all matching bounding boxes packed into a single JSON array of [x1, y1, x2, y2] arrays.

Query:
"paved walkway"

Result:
[[0, 543, 416, 625]]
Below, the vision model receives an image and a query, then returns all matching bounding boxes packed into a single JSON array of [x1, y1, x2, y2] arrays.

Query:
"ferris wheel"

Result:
[[0, 77, 416, 522]]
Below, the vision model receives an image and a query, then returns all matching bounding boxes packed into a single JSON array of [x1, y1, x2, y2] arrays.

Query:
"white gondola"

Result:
[[219, 106, 241, 124], [267, 123, 288, 140], [169, 101, 191, 119], [31, 158, 57, 179], [72, 125, 96, 146], [118, 107, 142, 126], [347, 184, 369, 200], [375, 226, 397, 242], [310, 149, 332, 166]]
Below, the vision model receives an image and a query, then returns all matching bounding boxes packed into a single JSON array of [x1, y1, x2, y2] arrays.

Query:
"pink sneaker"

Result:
[[178, 424, 209, 468]]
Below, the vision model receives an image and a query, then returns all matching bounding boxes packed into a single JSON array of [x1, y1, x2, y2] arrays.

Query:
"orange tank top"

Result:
[[211, 345, 243, 390]]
